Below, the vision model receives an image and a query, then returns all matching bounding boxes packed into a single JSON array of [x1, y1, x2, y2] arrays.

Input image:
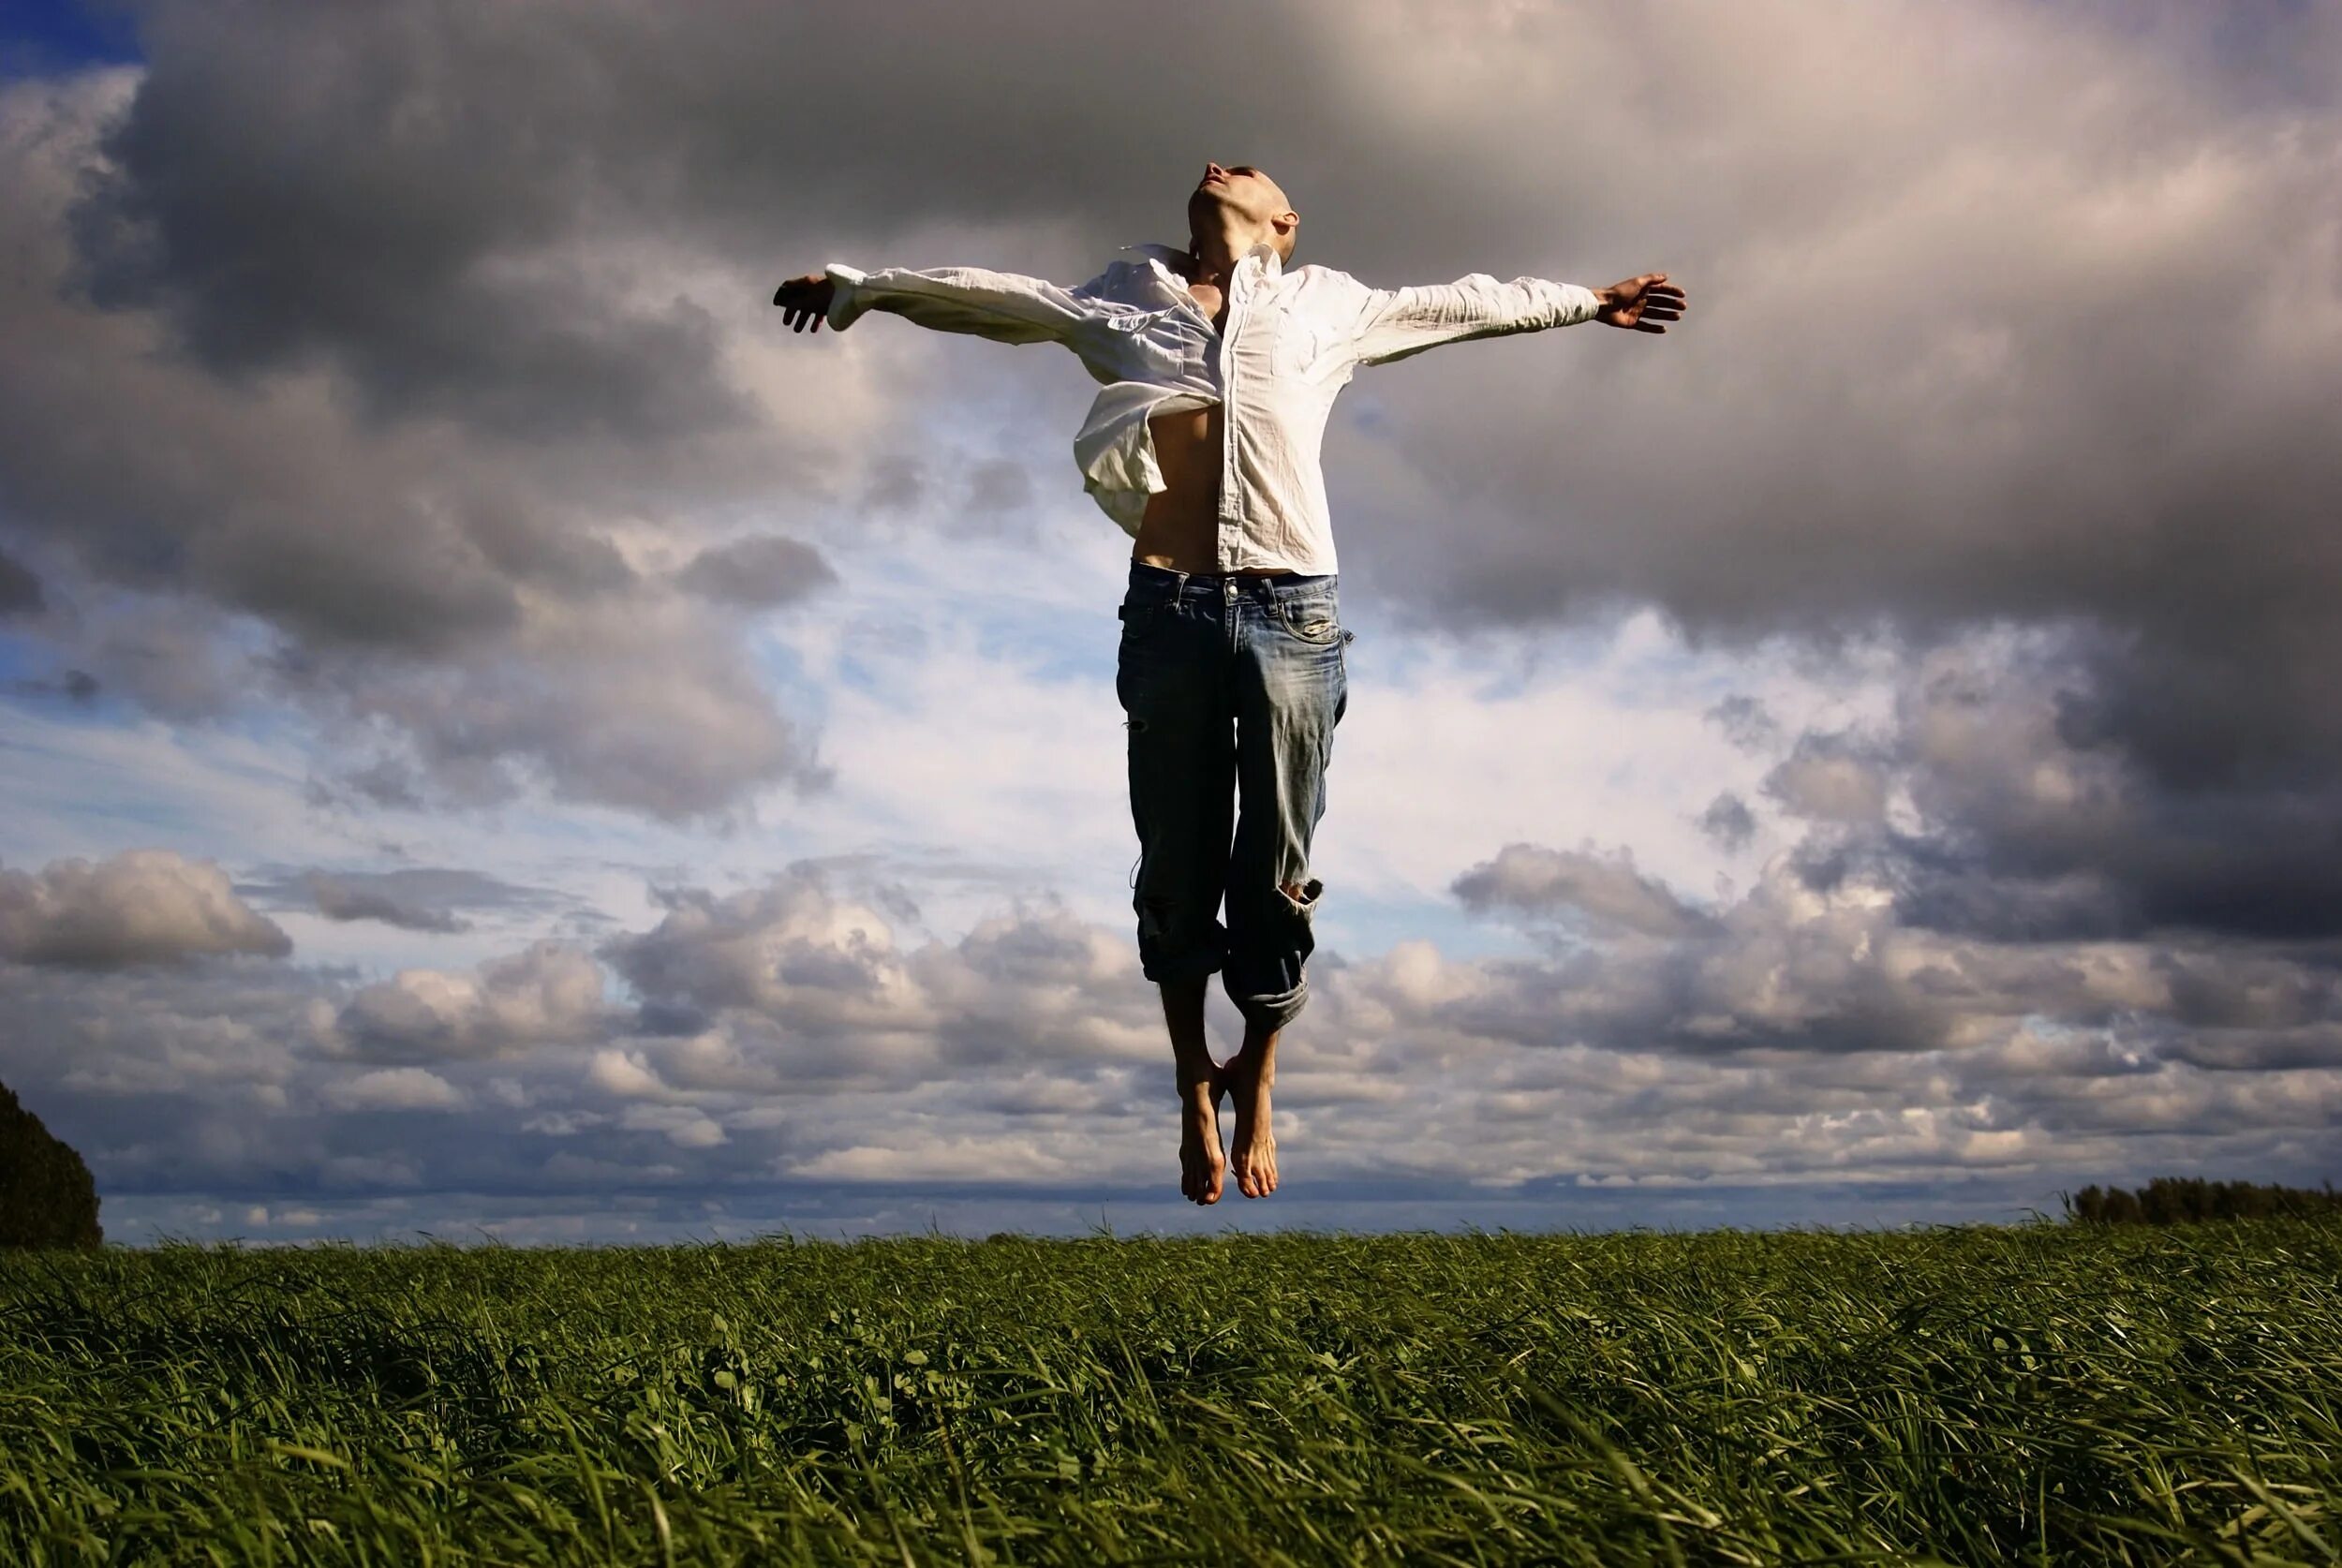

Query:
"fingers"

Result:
[[771, 294, 826, 333], [772, 274, 830, 333]]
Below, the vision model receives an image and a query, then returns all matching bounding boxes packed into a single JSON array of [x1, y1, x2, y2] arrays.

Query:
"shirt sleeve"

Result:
[[1340, 272, 1605, 369], [823, 260, 1098, 345]]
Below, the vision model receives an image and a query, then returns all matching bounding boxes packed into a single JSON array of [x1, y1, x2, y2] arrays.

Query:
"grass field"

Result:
[[5, 1221, 2339, 1564]]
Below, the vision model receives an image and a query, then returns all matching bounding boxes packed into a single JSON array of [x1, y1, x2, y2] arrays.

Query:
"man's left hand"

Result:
[[1594, 274, 1686, 333]]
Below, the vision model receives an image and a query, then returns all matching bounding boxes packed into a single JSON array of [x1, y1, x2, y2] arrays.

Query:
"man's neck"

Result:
[[1183, 219, 1270, 288]]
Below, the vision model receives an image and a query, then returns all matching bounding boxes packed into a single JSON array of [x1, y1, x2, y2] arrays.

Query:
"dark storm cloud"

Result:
[[1874, 637, 2342, 943], [55, 0, 1337, 433], [3, 0, 2337, 913], [1413, 628, 2342, 1084], [1282, 3, 2342, 952], [3, 62, 825, 820], [674, 534, 837, 610], [64, 6, 749, 444], [0, 544, 41, 614]]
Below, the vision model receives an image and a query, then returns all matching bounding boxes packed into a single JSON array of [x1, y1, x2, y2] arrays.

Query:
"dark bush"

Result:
[[0, 1080, 102, 1250], [2063, 1176, 2342, 1224]]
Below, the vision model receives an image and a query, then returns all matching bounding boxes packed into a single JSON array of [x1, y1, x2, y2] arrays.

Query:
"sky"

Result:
[[1, 0, 2337, 1244]]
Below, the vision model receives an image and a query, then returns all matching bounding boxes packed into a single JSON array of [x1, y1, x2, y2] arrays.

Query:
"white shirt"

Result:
[[822, 243, 1603, 574]]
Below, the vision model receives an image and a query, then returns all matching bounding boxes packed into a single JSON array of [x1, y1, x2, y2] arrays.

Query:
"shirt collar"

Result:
[[1119, 241, 1283, 279]]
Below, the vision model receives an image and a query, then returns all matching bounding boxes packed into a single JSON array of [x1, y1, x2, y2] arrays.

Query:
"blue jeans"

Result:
[[1115, 562, 1353, 1032]]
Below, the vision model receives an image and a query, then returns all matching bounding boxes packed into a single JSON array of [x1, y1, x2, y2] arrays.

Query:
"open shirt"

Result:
[[823, 243, 1603, 574]]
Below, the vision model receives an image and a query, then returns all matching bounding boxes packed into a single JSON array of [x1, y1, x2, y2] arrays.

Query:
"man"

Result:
[[773, 161, 1686, 1206]]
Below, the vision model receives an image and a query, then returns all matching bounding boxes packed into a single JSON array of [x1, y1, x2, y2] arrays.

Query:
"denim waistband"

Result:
[[1125, 561, 1336, 607]]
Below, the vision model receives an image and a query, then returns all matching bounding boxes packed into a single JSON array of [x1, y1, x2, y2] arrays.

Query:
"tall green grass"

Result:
[[5, 1222, 2338, 1563]]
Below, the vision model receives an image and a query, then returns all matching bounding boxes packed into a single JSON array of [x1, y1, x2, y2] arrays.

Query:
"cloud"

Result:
[[5, 1, 2342, 1233], [0, 781, 2332, 1227], [1698, 791, 1756, 851], [334, 939, 611, 1061], [7, 0, 2336, 860], [0, 849, 290, 968], [238, 866, 564, 936], [298, 871, 469, 933], [0, 545, 41, 615], [1, 67, 836, 821], [323, 1067, 465, 1112], [601, 864, 1153, 1090], [674, 534, 837, 609], [1450, 842, 1713, 938], [1763, 733, 1893, 826], [1705, 696, 1781, 753]]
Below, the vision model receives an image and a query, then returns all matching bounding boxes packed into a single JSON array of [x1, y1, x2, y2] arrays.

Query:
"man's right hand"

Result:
[[772, 273, 837, 333], [1593, 273, 1686, 333]]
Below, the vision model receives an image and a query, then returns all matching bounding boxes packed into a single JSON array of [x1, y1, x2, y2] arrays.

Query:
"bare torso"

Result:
[[1132, 278, 1293, 578]]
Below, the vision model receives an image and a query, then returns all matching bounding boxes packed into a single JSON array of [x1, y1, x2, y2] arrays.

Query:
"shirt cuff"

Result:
[[823, 261, 870, 332]]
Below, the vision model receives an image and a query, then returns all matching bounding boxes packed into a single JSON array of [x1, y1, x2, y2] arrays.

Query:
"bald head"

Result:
[[1187, 160, 1299, 269]]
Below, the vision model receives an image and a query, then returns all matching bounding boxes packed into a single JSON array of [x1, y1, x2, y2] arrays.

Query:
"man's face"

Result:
[[1191, 161, 1295, 249]]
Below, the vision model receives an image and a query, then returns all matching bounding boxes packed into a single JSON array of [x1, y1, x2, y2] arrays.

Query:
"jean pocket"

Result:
[[1280, 601, 1342, 644]]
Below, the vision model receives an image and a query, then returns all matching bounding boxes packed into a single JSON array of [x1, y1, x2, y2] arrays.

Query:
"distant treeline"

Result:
[[2063, 1176, 2342, 1225], [1, 1080, 102, 1250]]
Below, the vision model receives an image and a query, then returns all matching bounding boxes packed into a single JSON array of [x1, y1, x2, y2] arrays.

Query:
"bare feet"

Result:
[[1225, 1048, 1279, 1198], [1178, 1076, 1226, 1205]]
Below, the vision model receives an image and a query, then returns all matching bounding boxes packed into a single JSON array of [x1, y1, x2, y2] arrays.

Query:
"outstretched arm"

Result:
[[1342, 270, 1686, 368], [771, 263, 1096, 345]]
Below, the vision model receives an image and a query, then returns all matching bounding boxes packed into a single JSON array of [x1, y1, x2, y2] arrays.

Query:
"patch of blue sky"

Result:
[[809, 520, 1124, 688], [0, 626, 75, 690], [0, 701, 314, 865], [1311, 881, 1543, 967], [0, 0, 141, 81], [741, 619, 831, 730]]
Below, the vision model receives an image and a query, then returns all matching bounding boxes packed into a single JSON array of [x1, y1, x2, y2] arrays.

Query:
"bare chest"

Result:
[[1188, 282, 1228, 334]]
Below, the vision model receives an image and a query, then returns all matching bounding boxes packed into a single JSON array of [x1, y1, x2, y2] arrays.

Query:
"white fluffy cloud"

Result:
[[335, 939, 611, 1061], [324, 1067, 465, 1112]]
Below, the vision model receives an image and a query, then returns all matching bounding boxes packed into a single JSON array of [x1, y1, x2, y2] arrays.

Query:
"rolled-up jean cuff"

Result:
[[1231, 977, 1308, 1032]]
